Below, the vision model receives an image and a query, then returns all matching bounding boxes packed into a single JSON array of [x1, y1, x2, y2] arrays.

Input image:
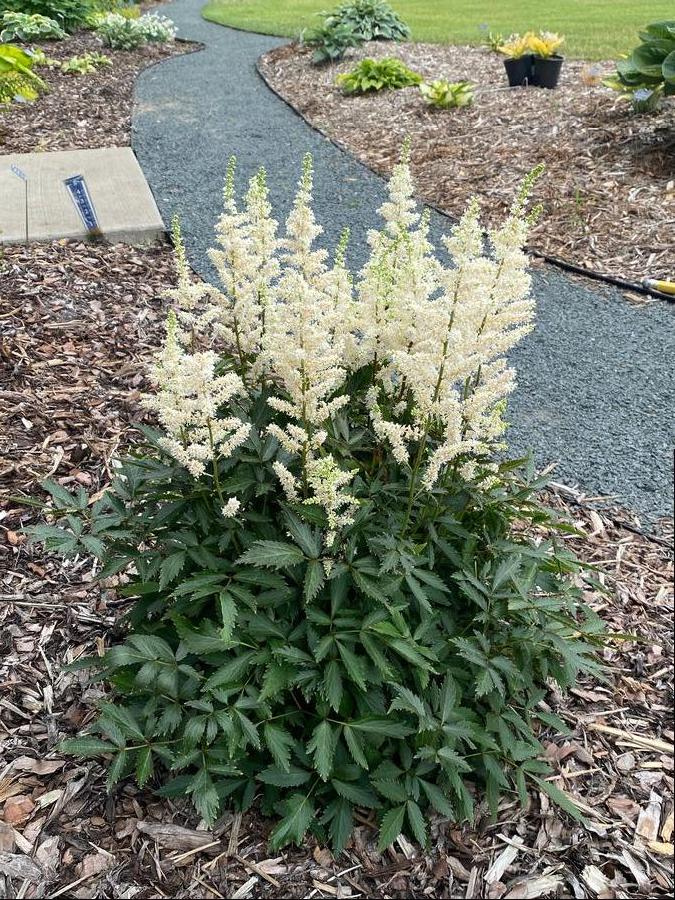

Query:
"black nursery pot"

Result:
[[503, 54, 533, 87], [531, 55, 564, 89]]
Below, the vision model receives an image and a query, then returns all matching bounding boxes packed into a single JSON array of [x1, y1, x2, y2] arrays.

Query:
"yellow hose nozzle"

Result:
[[643, 278, 675, 296]]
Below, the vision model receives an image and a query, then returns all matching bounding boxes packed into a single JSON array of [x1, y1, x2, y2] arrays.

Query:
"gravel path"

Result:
[[133, 0, 674, 521]]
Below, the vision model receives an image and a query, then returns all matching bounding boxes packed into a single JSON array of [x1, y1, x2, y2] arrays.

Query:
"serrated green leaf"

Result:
[[106, 749, 128, 790], [343, 726, 369, 769], [337, 641, 367, 691], [237, 541, 305, 569], [219, 592, 238, 642], [331, 779, 378, 807], [377, 804, 406, 851], [329, 797, 353, 853], [136, 746, 153, 787], [308, 720, 336, 781], [406, 799, 427, 846], [419, 780, 454, 817], [304, 559, 325, 603], [269, 793, 315, 849], [159, 551, 186, 590], [59, 737, 117, 757], [531, 777, 586, 823], [323, 660, 343, 712], [264, 722, 294, 772], [257, 765, 311, 787]]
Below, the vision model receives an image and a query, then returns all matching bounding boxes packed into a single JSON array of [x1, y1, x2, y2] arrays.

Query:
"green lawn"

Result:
[[202, 0, 673, 60]]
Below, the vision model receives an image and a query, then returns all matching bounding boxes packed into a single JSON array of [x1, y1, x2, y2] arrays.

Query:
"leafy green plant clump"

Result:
[[0, 1, 91, 33], [95, 11, 176, 50], [30, 151, 602, 853], [604, 20, 675, 113], [420, 78, 473, 109], [0, 41, 45, 104], [0, 12, 67, 42], [337, 56, 421, 93], [61, 51, 111, 74], [326, 0, 409, 42], [306, 0, 409, 64]]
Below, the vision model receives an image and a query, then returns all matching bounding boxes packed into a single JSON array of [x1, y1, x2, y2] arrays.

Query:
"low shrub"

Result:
[[0, 12, 67, 42], [30, 150, 602, 852], [0, 41, 45, 104], [420, 78, 474, 109], [498, 31, 565, 60], [337, 56, 422, 93], [95, 12, 176, 50], [61, 51, 111, 74]]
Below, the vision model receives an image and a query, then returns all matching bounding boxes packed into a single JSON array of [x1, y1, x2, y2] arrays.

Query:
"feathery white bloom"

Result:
[[222, 497, 242, 518], [207, 158, 281, 369], [272, 460, 299, 502], [305, 455, 359, 546], [144, 311, 251, 477], [263, 155, 350, 475]]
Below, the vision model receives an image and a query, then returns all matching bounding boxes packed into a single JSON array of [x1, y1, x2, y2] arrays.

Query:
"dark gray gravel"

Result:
[[133, 0, 674, 521]]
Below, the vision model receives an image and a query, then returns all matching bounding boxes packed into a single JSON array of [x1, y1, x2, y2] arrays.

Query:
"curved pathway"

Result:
[[133, 0, 674, 521]]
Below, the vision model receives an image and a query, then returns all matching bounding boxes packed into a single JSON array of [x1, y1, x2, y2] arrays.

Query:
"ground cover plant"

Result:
[[30, 151, 604, 852], [203, 0, 675, 60], [95, 11, 177, 49]]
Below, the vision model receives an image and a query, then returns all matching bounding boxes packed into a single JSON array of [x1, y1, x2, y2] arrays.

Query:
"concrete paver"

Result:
[[0, 146, 164, 245]]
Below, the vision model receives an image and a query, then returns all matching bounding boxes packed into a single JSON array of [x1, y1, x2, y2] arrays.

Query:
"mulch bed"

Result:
[[0, 3, 194, 155], [1, 241, 673, 898], [257, 42, 675, 285]]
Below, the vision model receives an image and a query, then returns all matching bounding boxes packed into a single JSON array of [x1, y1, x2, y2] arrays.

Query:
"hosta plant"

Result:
[[420, 78, 474, 109], [604, 20, 675, 112], [0, 12, 67, 42], [61, 51, 111, 75], [31, 150, 601, 852], [324, 0, 410, 42], [0, 42, 45, 104], [304, 21, 363, 64], [0, 1, 91, 33], [337, 56, 421, 93]]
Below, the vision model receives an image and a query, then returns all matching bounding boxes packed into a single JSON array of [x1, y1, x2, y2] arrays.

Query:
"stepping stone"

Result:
[[0, 146, 165, 246]]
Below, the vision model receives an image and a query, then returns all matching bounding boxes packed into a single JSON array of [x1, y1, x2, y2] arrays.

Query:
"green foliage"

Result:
[[420, 78, 474, 109], [0, 1, 92, 33], [0, 42, 44, 104], [336, 56, 421, 93], [305, 0, 409, 64], [325, 0, 410, 42], [481, 30, 504, 53], [0, 12, 67, 42], [605, 20, 675, 112], [305, 21, 362, 64], [30, 438, 600, 851], [61, 51, 111, 74], [94, 12, 176, 50]]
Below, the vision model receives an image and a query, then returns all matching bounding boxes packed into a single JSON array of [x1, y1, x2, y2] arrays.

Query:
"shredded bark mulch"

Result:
[[258, 42, 675, 285], [0, 241, 673, 898], [0, 8, 193, 155]]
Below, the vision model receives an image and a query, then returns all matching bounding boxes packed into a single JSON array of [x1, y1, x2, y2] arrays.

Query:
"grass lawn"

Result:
[[202, 0, 673, 59]]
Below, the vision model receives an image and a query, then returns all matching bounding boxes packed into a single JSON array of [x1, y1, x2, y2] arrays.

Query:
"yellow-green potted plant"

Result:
[[498, 33, 533, 86], [529, 31, 565, 88]]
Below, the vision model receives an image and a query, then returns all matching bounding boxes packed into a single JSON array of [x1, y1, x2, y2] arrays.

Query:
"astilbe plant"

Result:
[[30, 150, 603, 851]]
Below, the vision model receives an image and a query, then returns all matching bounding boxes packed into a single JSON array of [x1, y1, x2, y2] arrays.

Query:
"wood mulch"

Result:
[[258, 42, 675, 286], [1, 241, 673, 898], [0, 2, 194, 155]]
